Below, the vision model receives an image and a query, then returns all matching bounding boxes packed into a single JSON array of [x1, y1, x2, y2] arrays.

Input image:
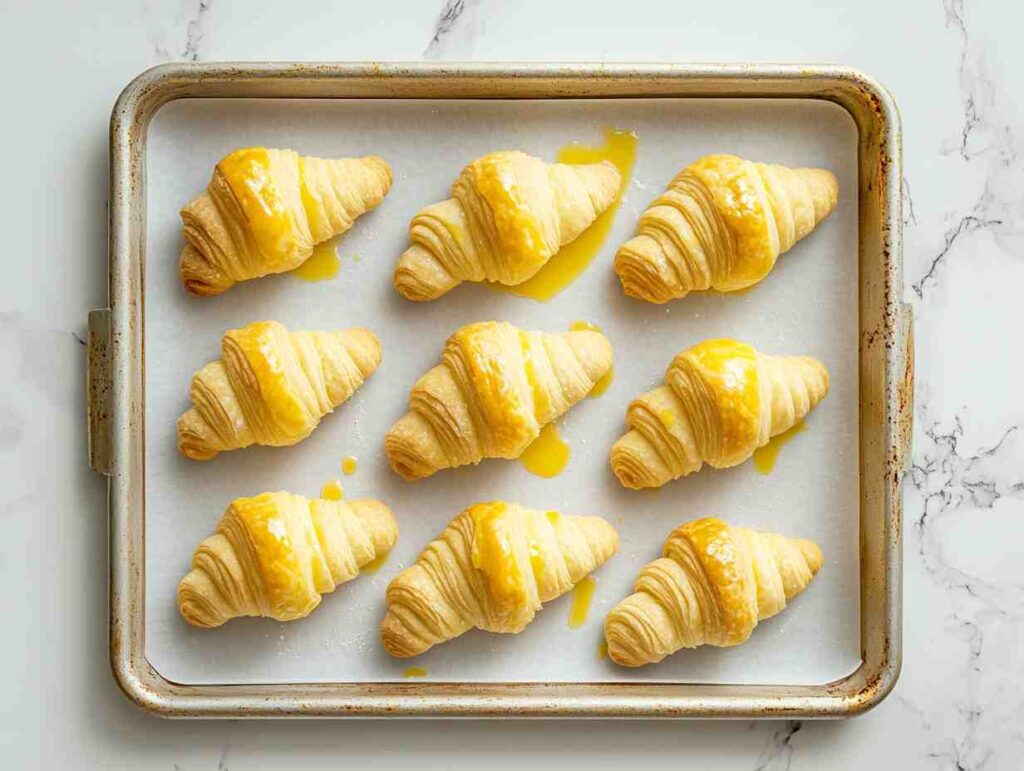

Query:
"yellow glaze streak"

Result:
[[320, 480, 344, 501], [217, 147, 296, 266], [502, 128, 637, 301], [686, 154, 775, 290], [227, 321, 308, 440], [230, 493, 310, 620], [454, 323, 533, 451], [675, 518, 757, 644], [341, 455, 358, 475], [568, 576, 597, 629], [589, 369, 614, 398], [472, 153, 547, 277], [598, 639, 609, 659], [519, 331, 551, 421], [469, 502, 527, 606], [753, 420, 807, 475], [292, 239, 341, 281], [403, 666, 428, 678], [678, 339, 760, 466], [520, 423, 570, 478]]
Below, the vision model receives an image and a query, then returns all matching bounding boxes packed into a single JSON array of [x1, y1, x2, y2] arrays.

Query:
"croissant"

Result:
[[393, 150, 621, 300], [177, 320, 381, 461], [381, 501, 618, 656], [178, 491, 398, 628], [611, 338, 828, 489], [614, 154, 838, 303], [386, 320, 613, 480], [180, 147, 392, 295], [605, 517, 822, 666]]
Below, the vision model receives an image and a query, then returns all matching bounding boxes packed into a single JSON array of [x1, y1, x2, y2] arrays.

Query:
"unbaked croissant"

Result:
[[614, 154, 838, 303], [180, 147, 392, 295], [381, 501, 618, 656], [394, 150, 621, 300], [605, 517, 822, 666], [178, 320, 381, 460], [611, 338, 828, 489], [386, 320, 613, 480], [178, 491, 398, 628]]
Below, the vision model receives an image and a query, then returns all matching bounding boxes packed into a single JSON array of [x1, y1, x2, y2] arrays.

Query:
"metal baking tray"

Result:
[[88, 62, 910, 718]]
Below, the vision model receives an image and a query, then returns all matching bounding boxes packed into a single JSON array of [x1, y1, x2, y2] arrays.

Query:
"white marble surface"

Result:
[[2, 0, 1022, 768]]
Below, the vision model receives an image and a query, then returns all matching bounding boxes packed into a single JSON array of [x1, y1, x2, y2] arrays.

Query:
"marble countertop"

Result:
[[4, 0, 1022, 768]]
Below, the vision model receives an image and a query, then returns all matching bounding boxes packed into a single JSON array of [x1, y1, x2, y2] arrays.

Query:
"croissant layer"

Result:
[[386, 320, 613, 480], [180, 147, 392, 295], [394, 151, 621, 300], [178, 491, 398, 628], [605, 517, 823, 666], [610, 338, 828, 489], [381, 501, 618, 657], [178, 320, 381, 460], [614, 154, 838, 303]]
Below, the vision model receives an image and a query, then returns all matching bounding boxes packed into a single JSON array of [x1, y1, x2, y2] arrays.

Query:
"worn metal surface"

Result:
[[90, 62, 908, 718]]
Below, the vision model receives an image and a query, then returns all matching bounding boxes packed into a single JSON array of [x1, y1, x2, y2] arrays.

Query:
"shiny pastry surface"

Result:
[[177, 320, 381, 460], [610, 338, 829, 489], [614, 154, 838, 303], [604, 517, 823, 667], [393, 150, 621, 300], [385, 320, 612, 480], [180, 146, 392, 295], [178, 491, 398, 628], [380, 501, 618, 657]]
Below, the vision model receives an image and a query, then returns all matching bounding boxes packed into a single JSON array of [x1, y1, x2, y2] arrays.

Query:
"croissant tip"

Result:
[[379, 612, 428, 658], [176, 426, 219, 461], [393, 244, 459, 301], [393, 272, 443, 302], [177, 572, 228, 629], [609, 438, 664, 490], [798, 539, 825, 575]]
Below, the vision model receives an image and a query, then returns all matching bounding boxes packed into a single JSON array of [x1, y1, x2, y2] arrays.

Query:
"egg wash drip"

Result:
[[403, 666, 428, 678], [520, 423, 570, 478], [341, 455, 358, 475], [752, 420, 807, 475], [568, 576, 597, 629], [569, 320, 613, 396], [291, 236, 342, 281], [320, 480, 344, 500], [500, 128, 637, 301]]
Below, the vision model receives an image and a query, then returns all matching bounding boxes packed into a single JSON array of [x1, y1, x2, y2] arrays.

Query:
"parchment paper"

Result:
[[145, 97, 860, 685]]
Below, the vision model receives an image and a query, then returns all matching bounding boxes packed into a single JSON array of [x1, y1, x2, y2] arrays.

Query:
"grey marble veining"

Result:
[[3, 0, 1023, 768]]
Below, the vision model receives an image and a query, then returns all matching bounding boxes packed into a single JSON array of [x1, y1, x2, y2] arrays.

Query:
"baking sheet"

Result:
[[144, 98, 860, 686]]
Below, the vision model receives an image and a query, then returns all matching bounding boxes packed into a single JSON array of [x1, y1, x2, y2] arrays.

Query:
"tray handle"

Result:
[[87, 308, 112, 475], [895, 301, 914, 475]]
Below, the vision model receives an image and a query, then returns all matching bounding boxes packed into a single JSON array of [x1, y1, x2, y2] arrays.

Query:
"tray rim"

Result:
[[91, 61, 910, 719]]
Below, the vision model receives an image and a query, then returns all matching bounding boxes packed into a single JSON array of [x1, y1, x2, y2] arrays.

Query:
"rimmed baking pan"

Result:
[[88, 62, 910, 718]]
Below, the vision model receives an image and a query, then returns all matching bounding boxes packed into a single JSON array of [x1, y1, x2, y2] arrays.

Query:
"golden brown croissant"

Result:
[[605, 517, 822, 666], [178, 491, 398, 628], [614, 154, 838, 303], [611, 339, 828, 489], [177, 320, 381, 461], [180, 147, 392, 295], [386, 320, 613, 480], [381, 501, 618, 656], [394, 150, 621, 300]]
